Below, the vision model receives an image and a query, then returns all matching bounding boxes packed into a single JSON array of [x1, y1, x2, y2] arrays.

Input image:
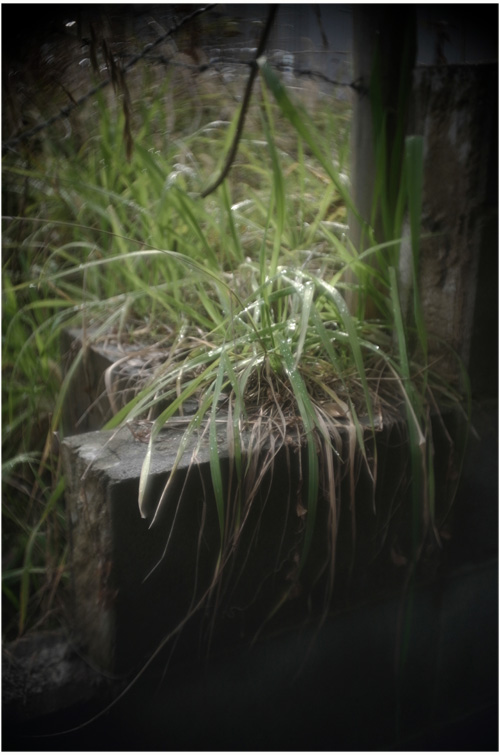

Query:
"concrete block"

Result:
[[60, 328, 171, 435], [2, 630, 112, 726], [411, 64, 498, 382], [62, 405, 461, 675]]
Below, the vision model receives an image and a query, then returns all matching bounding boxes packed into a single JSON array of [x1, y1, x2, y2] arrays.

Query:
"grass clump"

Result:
[[2, 35, 466, 652]]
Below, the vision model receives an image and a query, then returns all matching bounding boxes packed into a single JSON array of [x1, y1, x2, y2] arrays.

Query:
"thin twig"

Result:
[[200, 5, 278, 198]]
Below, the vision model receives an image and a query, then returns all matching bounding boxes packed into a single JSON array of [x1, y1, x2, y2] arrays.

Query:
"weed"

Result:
[[2, 18, 467, 657]]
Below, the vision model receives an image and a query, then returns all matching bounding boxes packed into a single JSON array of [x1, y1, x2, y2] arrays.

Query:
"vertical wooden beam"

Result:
[[347, 7, 416, 317]]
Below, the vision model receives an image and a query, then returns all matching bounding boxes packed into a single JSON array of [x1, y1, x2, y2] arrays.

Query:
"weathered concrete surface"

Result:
[[5, 400, 495, 748], [62, 422, 224, 673], [411, 64, 498, 382], [348, 52, 497, 388], [60, 328, 171, 435], [61, 407, 463, 676], [2, 630, 113, 725]]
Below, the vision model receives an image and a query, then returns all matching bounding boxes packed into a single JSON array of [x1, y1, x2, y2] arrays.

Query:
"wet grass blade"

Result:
[[294, 281, 314, 368], [219, 181, 244, 265], [389, 266, 426, 557], [260, 86, 286, 280], [258, 59, 362, 229], [308, 301, 370, 469], [316, 278, 375, 429], [137, 358, 223, 519], [274, 331, 319, 570]]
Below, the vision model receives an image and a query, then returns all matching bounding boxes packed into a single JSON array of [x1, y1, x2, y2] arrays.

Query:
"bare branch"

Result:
[[200, 5, 278, 199]]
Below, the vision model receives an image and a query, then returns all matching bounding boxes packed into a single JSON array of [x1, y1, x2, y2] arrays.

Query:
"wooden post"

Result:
[[347, 7, 417, 317]]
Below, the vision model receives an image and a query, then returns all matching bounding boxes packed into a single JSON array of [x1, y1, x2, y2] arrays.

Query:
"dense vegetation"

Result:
[[2, 24, 467, 645]]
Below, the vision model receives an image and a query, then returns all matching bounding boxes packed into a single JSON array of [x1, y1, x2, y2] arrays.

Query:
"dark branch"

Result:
[[200, 5, 278, 199]]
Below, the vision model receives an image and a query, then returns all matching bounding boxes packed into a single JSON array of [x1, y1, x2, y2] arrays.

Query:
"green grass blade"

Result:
[[260, 89, 286, 280], [219, 181, 244, 265], [18, 475, 65, 634], [137, 358, 223, 517], [274, 331, 319, 570], [294, 280, 314, 368], [317, 279, 374, 428], [258, 59, 362, 230], [389, 266, 426, 559]]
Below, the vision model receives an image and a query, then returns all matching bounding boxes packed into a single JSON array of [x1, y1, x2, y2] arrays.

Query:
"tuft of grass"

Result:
[[2, 41, 468, 653]]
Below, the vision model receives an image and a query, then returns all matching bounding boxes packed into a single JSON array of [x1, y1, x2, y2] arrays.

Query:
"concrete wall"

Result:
[[411, 63, 498, 386], [347, 6, 497, 385]]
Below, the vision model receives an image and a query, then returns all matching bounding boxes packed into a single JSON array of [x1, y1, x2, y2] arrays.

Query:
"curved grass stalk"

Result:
[[257, 59, 363, 230], [137, 358, 223, 520], [274, 331, 319, 572]]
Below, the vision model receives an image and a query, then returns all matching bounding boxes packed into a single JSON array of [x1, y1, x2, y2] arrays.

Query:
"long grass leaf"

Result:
[[274, 331, 319, 570], [260, 92, 286, 280], [317, 279, 374, 427], [19, 476, 65, 634], [389, 266, 426, 559], [258, 60, 362, 229], [294, 281, 314, 368], [137, 359, 223, 516]]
